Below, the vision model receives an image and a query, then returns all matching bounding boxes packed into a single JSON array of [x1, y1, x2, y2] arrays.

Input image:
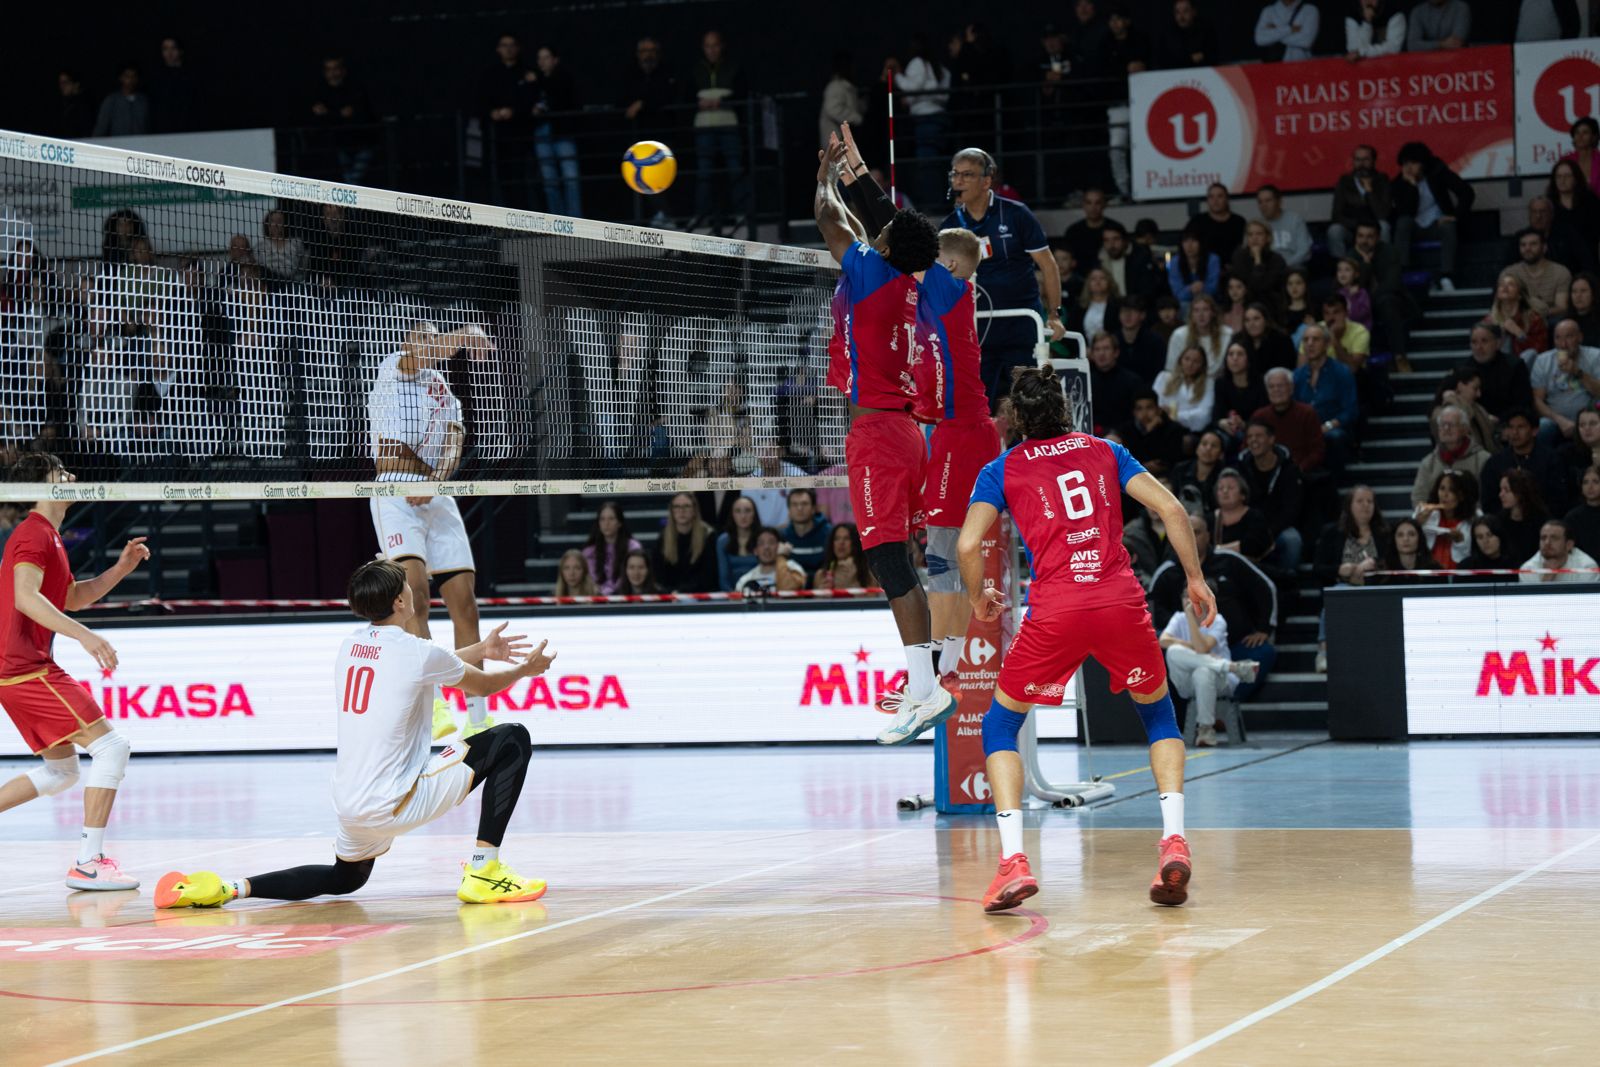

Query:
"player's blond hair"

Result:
[[937, 228, 981, 277]]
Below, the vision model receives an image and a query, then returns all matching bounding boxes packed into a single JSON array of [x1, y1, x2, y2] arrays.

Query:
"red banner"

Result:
[[935, 517, 1013, 812]]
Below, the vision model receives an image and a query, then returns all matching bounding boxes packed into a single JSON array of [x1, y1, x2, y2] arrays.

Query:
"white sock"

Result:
[[937, 635, 964, 676], [466, 695, 489, 726], [1159, 793, 1185, 839], [904, 643, 936, 701], [996, 809, 1024, 859], [469, 846, 498, 869], [77, 826, 105, 864], [231, 878, 249, 900]]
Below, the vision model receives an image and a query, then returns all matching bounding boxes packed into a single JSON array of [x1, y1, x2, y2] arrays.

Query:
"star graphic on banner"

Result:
[[1539, 632, 1559, 652], [854, 645, 871, 664], [100, 667, 115, 680]]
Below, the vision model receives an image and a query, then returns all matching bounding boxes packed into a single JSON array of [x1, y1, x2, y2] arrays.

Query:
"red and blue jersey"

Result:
[[913, 264, 989, 423], [829, 242, 921, 411], [969, 432, 1147, 611]]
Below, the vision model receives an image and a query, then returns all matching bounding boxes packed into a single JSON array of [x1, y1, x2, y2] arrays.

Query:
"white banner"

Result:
[[1, 608, 1076, 755], [1403, 593, 1600, 734], [1513, 38, 1600, 179], [1128, 66, 1251, 202]]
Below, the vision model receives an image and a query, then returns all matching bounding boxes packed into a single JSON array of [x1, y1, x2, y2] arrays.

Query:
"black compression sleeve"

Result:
[[842, 173, 897, 239]]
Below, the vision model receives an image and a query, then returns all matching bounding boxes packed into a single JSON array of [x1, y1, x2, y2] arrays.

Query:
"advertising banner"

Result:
[[1402, 593, 1600, 734], [1129, 45, 1515, 200], [1514, 38, 1600, 178], [0, 607, 1078, 756]]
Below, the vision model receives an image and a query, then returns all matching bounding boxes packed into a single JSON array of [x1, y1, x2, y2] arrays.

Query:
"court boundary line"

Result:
[[45, 829, 909, 1066], [1091, 739, 1327, 808], [1147, 828, 1600, 1067]]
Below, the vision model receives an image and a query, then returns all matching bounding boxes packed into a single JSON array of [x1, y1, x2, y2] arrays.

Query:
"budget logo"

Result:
[[800, 645, 906, 708], [1476, 631, 1598, 697], [1533, 54, 1600, 134], [1146, 85, 1217, 161]]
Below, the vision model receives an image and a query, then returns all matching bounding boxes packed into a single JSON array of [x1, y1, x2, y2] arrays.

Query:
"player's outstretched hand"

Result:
[[817, 134, 848, 183], [840, 121, 866, 171], [481, 621, 532, 663], [1187, 576, 1217, 628], [117, 537, 151, 572], [971, 584, 1007, 622], [80, 631, 118, 673], [519, 639, 557, 678]]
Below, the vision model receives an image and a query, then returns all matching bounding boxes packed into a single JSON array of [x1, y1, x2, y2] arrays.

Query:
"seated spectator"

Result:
[[1193, 182, 1246, 262], [1349, 219, 1416, 371], [1293, 324, 1360, 469], [781, 487, 832, 576], [1549, 160, 1600, 255], [1166, 225, 1221, 312], [1493, 467, 1552, 564], [256, 210, 304, 284], [1152, 294, 1183, 342], [1567, 274, 1600, 346], [1172, 427, 1227, 514], [1238, 302, 1297, 380], [1346, 0, 1406, 56], [1312, 484, 1389, 671], [1255, 184, 1311, 270], [1520, 518, 1600, 584], [1155, 344, 1216, 435], [307, 203, 360, 287], [1220, 276, 1250, 333], [1393, 140, 1472, 293], [1334, 258, 1374, 331], [1152, 0, 1220, 70], [735, 527, 808, 593], [652, 492, 719, 592], [1159, 587, 1259, 747], [1521, 196, 1595, 277], [1481, 408, 1570, 516], [1505, 228, 1572, 319], [1283, 269, 1318, 339], [1213, 341, 1268, 445], [1371, 517, 1443, 585], [1566, 464, 1600, 561], [1212, 467, 1273, 561], [1067, 268, 1122, 341], [814, 522, 875, 589], [1563, 409, 1600, 488], [1458, 323, 1535, 418], [1485, 272, 1549, 363], [1321, 291, 1390, 415], [1229, 220, 1289, 323], [1239, 419, 1305, 569], [617, 549, 661, 595], [715, 495, 760, 591], [1252, 367, 1326, 472], [1406, 0, 1470, 52], [1255, 0, 1320, 62], [1329, 145, 1393, 256], [1150, 512, 1278, 700], [1563, 117, 1600, 197], [1088, 331, 1144, 433], [1412, 403, 1490, 507], [1113, 296, 1167, 384], [1530, 318, 1600, 446], [555, 549, 598, 597], [583, 500, 643, 595], [1461, 514, 1516, 579], [1116, 390, 1187, 475], [1100, 221, 1165, 303], [1433, 364, 1498, 452], [1062, 187, 1113, 272], [1165, 293, 1232, 377], [1416, 469, 1480, 566]]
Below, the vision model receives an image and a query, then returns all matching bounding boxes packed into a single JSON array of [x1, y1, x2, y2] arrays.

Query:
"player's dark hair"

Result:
[[6, 452, 66, 513], [882, 209, 940, 276], [1008, 365, 1072, 440], [348, 558, 408, 622]]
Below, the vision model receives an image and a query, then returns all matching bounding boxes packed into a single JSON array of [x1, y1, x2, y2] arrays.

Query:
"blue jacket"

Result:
[[1293, 359, 1359, 428], [1166, 252, 1220, 307], [715, 532, 758, 592]]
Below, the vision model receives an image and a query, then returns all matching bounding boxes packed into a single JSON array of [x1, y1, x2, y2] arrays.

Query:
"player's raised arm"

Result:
[[454, 638, 557, 697], [813, 135, 857, 264], [957, 502, 1005, 621], [64, 537, 150, 611], [1125, 472, 1216, 626]]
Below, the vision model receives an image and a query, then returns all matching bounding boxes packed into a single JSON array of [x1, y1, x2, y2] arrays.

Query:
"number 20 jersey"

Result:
[[968, 432, 1147, 612]]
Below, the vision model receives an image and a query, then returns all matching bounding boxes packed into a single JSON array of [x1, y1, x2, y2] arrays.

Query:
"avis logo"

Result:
[[1476, 632, 1598, 696], [1146, 84, 1218, 160], [801, 646, 907, 708], [966, 636, 997, 667], [961, 771, 991, 801]]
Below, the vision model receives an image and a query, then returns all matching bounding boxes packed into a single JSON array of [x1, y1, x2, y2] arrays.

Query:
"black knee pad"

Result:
[[332, 858, 374, 895], [864, 542, 920, 600], [464, 722, 532, 776]]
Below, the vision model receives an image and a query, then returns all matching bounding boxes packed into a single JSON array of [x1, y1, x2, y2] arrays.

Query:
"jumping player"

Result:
[[156, 558, 554, 909], [0, 453, 148, 891], [956, 367, 1216, 912], [368, 320, 496, 740], [814, 134, 958, 743]]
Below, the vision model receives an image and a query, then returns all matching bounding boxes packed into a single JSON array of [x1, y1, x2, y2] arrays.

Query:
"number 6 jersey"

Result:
[[968, 433, 1148, 611]]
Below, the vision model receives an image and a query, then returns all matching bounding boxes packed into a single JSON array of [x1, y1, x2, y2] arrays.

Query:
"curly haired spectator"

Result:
[[1312, 484, 1389, 671], [813, 522, 875, 589], [652, 492, 719, 592], [714, 495, 759, 591], [1484, 272, 1548, 363], [1165, 292, 1231, 377], [1416, 469, 1479, 566], [583, 501, 642, 595], [617, 549, 661, 595], [1371, 517, 1442, 585], [554, 549, 598, 597]]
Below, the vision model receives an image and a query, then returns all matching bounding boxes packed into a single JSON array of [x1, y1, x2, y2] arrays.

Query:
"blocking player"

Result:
[[156, 558, 554, 909], [956, 367, 1216, 912], [368, 320, 495, 740], [814, 134, 958, 744], [0, 452, 149, 891]]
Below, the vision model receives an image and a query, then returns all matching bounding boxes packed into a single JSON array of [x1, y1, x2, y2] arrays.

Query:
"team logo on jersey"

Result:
[[1125, 667, 1152, 687], [1065, 527, 1100, 545], [1035, 486, 1056, 519], [1023, 682, 1066, 699], [1070, 549, 1101, 572]]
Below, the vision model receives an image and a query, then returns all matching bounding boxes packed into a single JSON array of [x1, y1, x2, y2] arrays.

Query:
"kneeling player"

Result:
[[956, 368, 1216, 912], [156, 559, 555, 909]]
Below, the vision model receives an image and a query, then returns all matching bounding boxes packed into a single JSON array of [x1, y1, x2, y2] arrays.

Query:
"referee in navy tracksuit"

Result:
[[940, 147, 1065, 408]]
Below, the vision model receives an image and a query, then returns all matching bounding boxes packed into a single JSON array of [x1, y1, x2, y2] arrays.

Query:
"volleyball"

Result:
[[621, 140, 677, 195]]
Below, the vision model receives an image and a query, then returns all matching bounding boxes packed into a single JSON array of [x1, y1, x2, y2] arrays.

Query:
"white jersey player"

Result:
[[367, 319, 496, 738], [156, 558, 556, 908]]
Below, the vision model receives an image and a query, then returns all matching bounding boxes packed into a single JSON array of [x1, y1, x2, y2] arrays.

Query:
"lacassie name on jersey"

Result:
[[1021, 438, 1091, 459]]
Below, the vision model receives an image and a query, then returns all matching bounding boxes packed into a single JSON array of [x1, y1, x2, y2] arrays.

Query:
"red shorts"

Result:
[[846, 411, 926, 550], [997, 596, 1167, 705], [925, 415, 1002, 528], [0, 663, 105, 753]]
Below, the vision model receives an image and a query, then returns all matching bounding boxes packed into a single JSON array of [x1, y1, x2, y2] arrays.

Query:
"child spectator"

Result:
[[1335, 258, 1373, 331]]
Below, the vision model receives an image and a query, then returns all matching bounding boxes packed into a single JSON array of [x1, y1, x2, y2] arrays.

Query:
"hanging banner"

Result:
[[1514, 38, 1600, 178]]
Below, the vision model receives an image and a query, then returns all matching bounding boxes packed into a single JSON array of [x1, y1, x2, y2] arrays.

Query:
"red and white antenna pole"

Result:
[[886, 68, 896, 206]]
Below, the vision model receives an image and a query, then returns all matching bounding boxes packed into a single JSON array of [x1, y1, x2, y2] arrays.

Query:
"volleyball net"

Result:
[[0, 130, 842, 502]]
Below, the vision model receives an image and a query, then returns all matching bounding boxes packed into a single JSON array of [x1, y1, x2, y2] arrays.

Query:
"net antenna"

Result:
[[0, 129, 843, 502]]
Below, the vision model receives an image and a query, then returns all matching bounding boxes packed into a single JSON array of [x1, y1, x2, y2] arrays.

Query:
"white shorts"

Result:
[[335, 750, 476, 862], [370, 495, 475, 575]]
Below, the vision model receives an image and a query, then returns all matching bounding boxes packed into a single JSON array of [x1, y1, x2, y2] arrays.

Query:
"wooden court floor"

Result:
[[0, 740, 1596, 1065]]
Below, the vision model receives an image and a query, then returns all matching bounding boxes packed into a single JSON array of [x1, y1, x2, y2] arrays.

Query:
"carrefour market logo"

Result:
[[1147, 84, 1218, 161], [1533, 53, 1600, 134], [1477, 631, 1598, 697]]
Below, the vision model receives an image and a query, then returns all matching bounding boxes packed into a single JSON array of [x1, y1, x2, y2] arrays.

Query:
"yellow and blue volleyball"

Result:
[[621, 141, 677, 195]]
